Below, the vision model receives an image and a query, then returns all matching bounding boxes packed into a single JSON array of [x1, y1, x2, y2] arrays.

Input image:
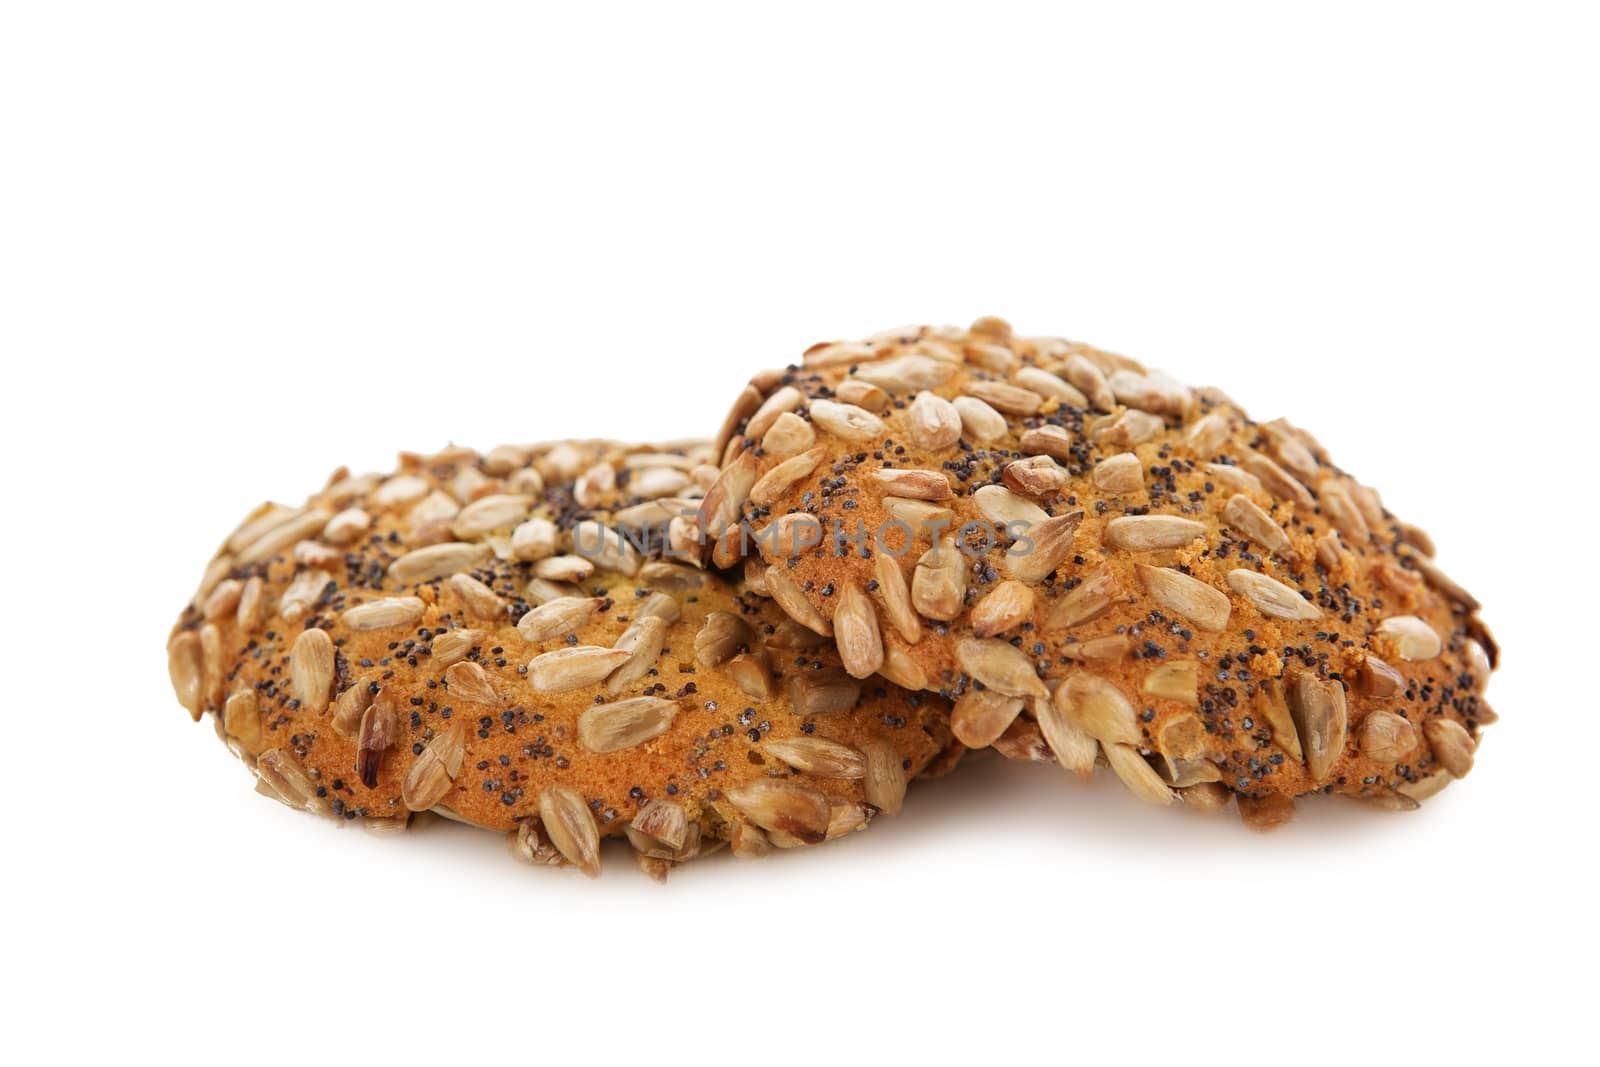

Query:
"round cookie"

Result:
[[167, 440, 954, 878], [700, 318, 1496, 826]]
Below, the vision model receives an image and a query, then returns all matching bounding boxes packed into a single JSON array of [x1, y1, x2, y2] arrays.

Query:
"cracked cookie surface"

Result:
[[701, 318, 1496, 824], [167, 440, 953, 877]]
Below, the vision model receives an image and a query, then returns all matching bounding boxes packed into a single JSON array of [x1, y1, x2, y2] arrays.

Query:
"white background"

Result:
[[3, 3, 1594, 1063]]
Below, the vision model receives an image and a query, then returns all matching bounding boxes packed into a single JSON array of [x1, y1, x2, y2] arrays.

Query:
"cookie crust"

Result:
[[702, 319, 1496, 821], [168, 440, 952, 876]]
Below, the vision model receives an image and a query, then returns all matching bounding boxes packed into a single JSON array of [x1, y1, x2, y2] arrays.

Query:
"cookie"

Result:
[[700, 318, 1496, 825], [167, 440, 953, 878]]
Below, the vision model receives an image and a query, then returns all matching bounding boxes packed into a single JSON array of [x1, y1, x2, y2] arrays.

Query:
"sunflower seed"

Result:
[[787, 666, 861, 718], [236, 576, 264, 632], [573, 520, 641, 576], [699, 451, 757, 567], [225, 503, 293, 553], [1015, 366, 1086, 406], [963, 378, 1041, 415], [372, 474, 431, 509], [539, 785, 601, 877], [956, 636, 1048, 699], [1062, 634, 1130, 661], [901, 390, 961, 450], [1261, 419, 1320, 483], [1226, 569, 1322, 621], [1317, 480, 1369, 542], [1142, 661, 1198, 704], [627, 799, 689, 854], [573, 462, 616, 509], [864, 552, 921, 645], [728, 818, 771, 859], [912, 536, 966, 620], [952, 396, 1008, 442], [222, 689, 262, 751], [1354, 653, 1405, 699], [528, 646, 632, 693], [598, 613, 666, 696], [755, 512, 825, 561], [1044, 563, 1120, 630], [766, 618, 830, 650], [867, 467, 952, 502], [409, 490, 460, 531], [1136, 564, 1231, 631], [1237, 793, 1295, 831], [514, 596, 599, 643], [237, 509, 333, 564], [1221, 495, 1296, 562], [1093, 408, 1164, 447], [1358, 710, 1417, 763], [202, 578, 244, 622], [749, 448, 826, 508], [763, 736, 867, 778], [854, 354, 957, 393], [167, 630, 203, 720], [256, 748, 324, 813], [694, 610, 754, 668], [1055, 672, 1139, 745], [1057, 354, 1113, 412], [1184, 411, 1232, 456], [809, 398, 887, 441], [861, 740, 907, 815], [1398, 546, 1481, 611], [1090, 452, 1143, 495], [761, 411, 817, 458], [577, 696, 679, 753], [1397, 771, 1451, 802], [278, 568, 332, 623], [728, 651, 775, 699], [745, 385, 804, 441], [715, 381, 768, 458], [398, 726, 464, 809], [631, 467, 693, 501], [445, 494, 526, 540], [340, 596, 425, 631], [386, 542, 490, 585], [879, 646, 928, 691], [288, 628, 334, 713], [1241, 454, 1313, 506], [824, 801, 875, 840], [833, 379, 888, 413], [1179, 781, 1232, 813], [511, 820, 565, 867], [356, 694, 397, 788], [1017, 425, 1073, 462], [446, 573, 503, 621], [964, 339, 1020, 374], [883, 496, 956, 534], [636, 591, 681, 624], [198, 623, 224, 708], [973, 483, 1049, 528], [1200, 465, 1260, 499], [1104, 514, 1207, 552], [1003, 511, 1082, 583], [831, 584, 885, 679], [627, 562, 696, 596], [764, 564, 834, 636], [1002, 455, 1068, 496], [1424, 719, 1476, 777], [533, 554, 595, 583], [1103, 743, 1174, 805], [510, 517, 558, 561], [726, 780, 832, 843], [951, 688, 1025, 748], [1288, 672, 1348, 781], [995, 714, 1059, 765], [1378, 615, 1442, 661], [971, 580, 1035, 637], [330, 683, 374, 739]]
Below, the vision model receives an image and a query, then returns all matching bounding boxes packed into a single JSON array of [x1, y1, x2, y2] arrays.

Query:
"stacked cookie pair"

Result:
[[167, 318, 1497, 877]]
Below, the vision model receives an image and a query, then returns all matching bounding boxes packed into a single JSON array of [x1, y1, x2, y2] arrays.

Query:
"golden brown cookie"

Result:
[[701, 318, 1496, 826], [167, 441, 953, 878]]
